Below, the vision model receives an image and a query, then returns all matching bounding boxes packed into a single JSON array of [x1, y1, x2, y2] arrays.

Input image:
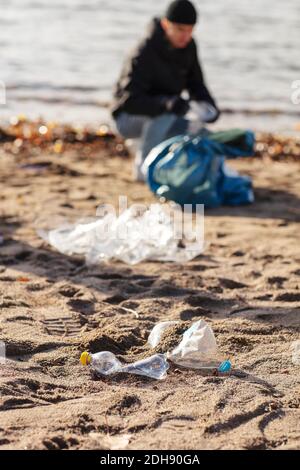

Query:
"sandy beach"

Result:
[[0, 127, 299, 450]]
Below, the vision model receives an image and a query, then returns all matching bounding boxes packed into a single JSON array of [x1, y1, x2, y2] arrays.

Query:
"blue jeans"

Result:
[[114, 112, 188, 179]]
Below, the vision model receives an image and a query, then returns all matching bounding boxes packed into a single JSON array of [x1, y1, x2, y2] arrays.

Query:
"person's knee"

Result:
[[114, 112, 147, 139], [114, 114, 130, 138]]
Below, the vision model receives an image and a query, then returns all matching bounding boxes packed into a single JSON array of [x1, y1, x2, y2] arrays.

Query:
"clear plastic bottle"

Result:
[[80, 351, 169, 380]]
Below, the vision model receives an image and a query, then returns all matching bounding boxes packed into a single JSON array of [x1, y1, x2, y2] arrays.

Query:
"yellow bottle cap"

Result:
[[80, 351, 92, 366]]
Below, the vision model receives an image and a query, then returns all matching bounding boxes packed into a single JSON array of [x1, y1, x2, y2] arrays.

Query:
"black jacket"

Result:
[[111, 18, 218, 119]]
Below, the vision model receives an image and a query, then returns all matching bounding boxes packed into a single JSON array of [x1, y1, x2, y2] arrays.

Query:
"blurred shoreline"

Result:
[[1, 116, 299, 162], [1, 108, 299, 136]]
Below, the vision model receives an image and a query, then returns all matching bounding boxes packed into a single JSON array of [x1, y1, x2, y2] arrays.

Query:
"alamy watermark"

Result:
[[0, 80, 6, 105], [93, 197, 205, 249], [291, 80, 300, 105], [0, 341, 6, 365]]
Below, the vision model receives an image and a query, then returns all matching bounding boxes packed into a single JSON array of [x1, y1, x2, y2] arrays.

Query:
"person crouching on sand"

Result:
[[110, 0, 220, 181]]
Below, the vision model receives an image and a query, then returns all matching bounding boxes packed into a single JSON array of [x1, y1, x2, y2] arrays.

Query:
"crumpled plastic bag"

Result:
[[38, 204, 204, 265], [148, 319, 221, 369], [168, 320, 220, 369]]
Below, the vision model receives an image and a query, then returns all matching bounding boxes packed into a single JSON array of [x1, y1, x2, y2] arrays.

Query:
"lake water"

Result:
[[0, 0, 299, 132]]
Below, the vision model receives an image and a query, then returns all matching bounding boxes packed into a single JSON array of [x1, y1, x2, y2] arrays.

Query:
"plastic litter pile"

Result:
[[38, 204, 204, 265], [80, 320, 231, 380]]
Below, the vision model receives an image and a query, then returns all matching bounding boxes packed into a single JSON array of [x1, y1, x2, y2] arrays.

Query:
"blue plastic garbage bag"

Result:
[[142, 129, 255, 208]]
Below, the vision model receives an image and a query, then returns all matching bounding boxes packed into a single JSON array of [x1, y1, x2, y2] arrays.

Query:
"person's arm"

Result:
[[116, 46, 167, 117], [186, 42, 220, 121]]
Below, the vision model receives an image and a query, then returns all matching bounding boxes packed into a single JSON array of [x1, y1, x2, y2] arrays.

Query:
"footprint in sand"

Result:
[[42, 316, 83, 338]]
